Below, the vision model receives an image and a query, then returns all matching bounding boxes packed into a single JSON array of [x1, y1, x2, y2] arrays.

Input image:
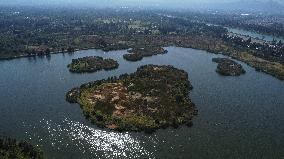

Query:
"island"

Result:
[[1, 8, 284, 80], [123, 47, 168, 61], [67, 56, 119, 73], [66, 65, 197, 133], [212, 58, 246, 76], [0, 137, 43, 159]]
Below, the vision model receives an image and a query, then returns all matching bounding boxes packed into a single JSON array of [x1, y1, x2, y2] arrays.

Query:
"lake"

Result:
[[227, 27, 284, 42], [0, 47, 283, 159]]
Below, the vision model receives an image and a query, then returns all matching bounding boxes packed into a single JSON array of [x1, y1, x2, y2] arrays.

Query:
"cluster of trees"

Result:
[[67, 65, 196, 133], [0, 7, 228, 59], [223, 35, 284, 63], [0, 137, 43, 159], [123, 47, 167, 61], [1, 6, 283, 79], [68, 56, 119, 73], [173, 10, 284, 37], [212, 58, 246, 76]]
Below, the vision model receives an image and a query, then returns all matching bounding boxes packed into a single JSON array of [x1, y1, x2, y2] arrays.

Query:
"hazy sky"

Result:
[[1, 0, 283, 8]]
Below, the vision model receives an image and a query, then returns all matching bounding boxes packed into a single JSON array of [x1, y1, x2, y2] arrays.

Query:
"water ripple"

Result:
[[25, 118, 155, 159]]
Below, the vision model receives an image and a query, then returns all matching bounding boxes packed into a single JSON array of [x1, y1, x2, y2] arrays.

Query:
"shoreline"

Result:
[[1, 44, 283, 81], [0, 47, 97, 61], [66, 65, 197, 133]]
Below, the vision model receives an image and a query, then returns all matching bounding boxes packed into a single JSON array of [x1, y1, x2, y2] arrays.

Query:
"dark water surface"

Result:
[[0, 47, 284, 159]]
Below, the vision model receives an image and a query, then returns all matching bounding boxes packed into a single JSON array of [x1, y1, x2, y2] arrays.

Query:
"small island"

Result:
[[123, 47, 168, 61], [68, 56, 119, 73], [66, 65, 197, 133], [0, 137, 43, 159], [212, 58, 246, 76]]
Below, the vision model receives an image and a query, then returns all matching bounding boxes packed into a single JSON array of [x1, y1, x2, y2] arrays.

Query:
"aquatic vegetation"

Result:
[[66, 65, 197, 133], [67, 56, 119, 73]]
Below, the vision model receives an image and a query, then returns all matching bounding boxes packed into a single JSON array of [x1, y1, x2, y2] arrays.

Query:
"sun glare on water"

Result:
[[24, 118, 155, 158]]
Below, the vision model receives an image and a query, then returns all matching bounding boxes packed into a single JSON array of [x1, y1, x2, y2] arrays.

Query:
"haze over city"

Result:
[[1, 0, 284, 10]]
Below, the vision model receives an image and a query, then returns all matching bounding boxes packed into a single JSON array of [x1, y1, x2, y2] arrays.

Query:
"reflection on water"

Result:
[[1, 47, 284, 159], [24, 118, 155, 159]]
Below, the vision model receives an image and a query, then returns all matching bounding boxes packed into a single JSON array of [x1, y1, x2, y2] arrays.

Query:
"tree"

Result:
[[175, 94, 183, 104], [272, 38, 277, 45], [45, 48, 50, 54], [67, 47, 74, 53], [97, 39, 107, 47], [278, 40, 282, 46], [246, 37, 252, 44]]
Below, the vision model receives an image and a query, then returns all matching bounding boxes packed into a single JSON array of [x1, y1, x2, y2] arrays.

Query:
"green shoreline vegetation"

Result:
[[123, 47, 168, 61], [0, 137, 43, 159], [0, 8, 283, 80], [67, 56, 119, 73], [212, 58, 246, 76], [66, 65, 197, 133]]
